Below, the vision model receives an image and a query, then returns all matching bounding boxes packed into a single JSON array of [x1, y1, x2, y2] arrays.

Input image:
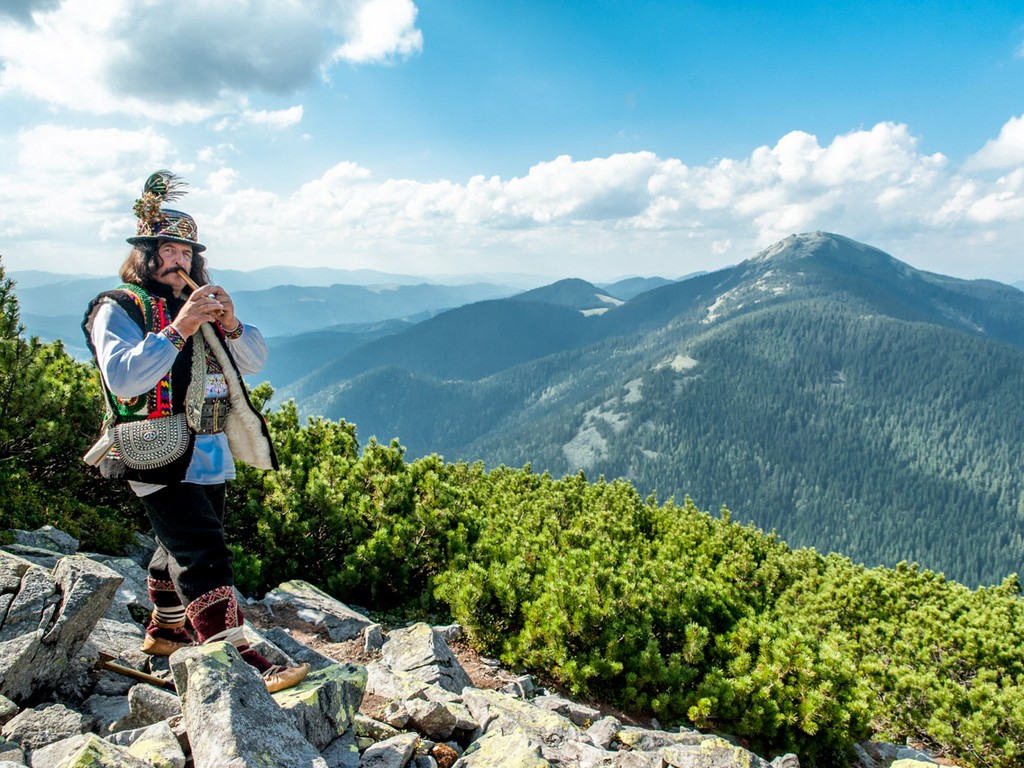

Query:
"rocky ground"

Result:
[[0, 526, 954, 768]]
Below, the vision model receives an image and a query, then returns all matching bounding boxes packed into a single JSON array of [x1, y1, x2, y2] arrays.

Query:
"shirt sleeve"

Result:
[[90, 300, 180, 398], [224, 322, 269, 376]]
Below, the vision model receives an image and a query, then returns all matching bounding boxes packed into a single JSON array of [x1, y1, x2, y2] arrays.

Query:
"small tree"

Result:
[[0, 256, 137, 548]]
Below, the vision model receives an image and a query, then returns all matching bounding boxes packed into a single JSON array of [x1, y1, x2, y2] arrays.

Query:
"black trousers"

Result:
[[141, 482, 234, 605]]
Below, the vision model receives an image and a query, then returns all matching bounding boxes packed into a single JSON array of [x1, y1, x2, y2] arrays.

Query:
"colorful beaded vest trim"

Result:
[[108, 284, 174, 421]]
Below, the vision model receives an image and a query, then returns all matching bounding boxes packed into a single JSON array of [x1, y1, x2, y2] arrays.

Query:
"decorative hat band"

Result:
[[126, 170, 206, 252], [134, 209, 199, 242]]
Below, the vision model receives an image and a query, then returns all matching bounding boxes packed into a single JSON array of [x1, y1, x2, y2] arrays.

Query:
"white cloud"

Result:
[[0, 0, 61, 25], [3, 119, 1024, 282], [242, 106, 304, 129], [332, 0, 423, 64], [0, 0, 422, 120], [966, 114, 1024, 170], [5, 125, 172, 233]]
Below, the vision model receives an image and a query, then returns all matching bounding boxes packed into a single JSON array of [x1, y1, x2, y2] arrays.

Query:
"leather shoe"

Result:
[[141, 633, 192, 657], [263, 662, 311, 693]]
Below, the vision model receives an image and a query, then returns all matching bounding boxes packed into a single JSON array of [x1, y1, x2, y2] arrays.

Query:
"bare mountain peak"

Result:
[[750, 232, 899, 270]]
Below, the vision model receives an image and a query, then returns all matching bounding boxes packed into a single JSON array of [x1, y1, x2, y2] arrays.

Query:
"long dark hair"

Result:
[[119, 240, 210, 290]]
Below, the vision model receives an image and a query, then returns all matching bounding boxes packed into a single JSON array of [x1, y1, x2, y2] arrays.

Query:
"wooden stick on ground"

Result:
[[96, 651, 177, 692]]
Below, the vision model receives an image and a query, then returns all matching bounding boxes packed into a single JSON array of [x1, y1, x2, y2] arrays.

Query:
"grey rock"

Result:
[[0, 546, 60, 570], [617, 727, 703, 752], [406, 699, 458, 741], [0, 554, 59, 643], [273, 662, 367, 750], [857, 742, 901, 767], [322, 730, 361, 768], [454, 730, 548, 768], [364, 624, 385, 652], [0, 555, 122, 704], [115, 720, 187, 768], [366, 663, 462, 706], [533, 695, 601, 728], [586, 716, 621, 750], [895, 747, 938, 764], [359, 731, 420, 768], [356, 714, 403, 742], [59, 618, 149, 701], [433, 625, 462, 644], [382, 701, 411, 729], [614, 752, 667, 768], [660, 735, 771, 768], [501, 675, 535, 700], [240, 622, 297, 668], [0, 739, 23, 765], [413, 756, 438, 768], [770, 755, 799, 768], [462, 688, 580, 748], [0, 698, 16, 727], [543, 740, 657, 768], [262, 580, 373, 642], [27, 733, 150, 768], [170, 641, 327, 767], [84, 555, 149, 625], [852, 743, 876, 768], [263, 626, 338, 672], [82, 694, 130, 734], [856, 742, 939, 768], [12, 526, 78, 555], [0, 703, 90, 753], [381, 624, 472, 695], [108, 683, 181, 733], [444, 701, 478, 734]]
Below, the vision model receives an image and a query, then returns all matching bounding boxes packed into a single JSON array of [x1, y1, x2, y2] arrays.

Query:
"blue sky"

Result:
[[1, 0, 1022, 283]]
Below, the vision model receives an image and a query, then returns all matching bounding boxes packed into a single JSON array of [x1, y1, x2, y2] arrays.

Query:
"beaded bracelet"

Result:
[[222, 321, 244, 340], [161, 325, 186, 352]]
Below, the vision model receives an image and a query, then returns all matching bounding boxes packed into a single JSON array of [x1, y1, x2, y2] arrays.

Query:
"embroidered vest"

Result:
[[83, 282, 278, 482]]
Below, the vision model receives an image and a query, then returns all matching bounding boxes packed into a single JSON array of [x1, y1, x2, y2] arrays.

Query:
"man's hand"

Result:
[[205, 285, 239, 332], [171, 289, 227, 338]]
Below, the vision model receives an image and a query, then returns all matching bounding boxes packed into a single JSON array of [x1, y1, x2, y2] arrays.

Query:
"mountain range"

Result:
[[9, 272, 522, 360], [285, 232, 1024, 588], [11, 235, 1024, 587]]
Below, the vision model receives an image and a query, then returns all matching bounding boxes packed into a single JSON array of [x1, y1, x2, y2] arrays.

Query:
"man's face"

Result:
[[153, 240, 194, 294]]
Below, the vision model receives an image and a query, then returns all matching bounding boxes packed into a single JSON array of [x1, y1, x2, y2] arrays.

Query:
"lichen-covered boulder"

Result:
[[455, 730, 549, 768], [461, 688, 580, 748], [170, 642, 327, 768], [0, 554, 122, 704], [381, 623, 472, 695], [273, 662, 367, 750], [261, 580, 373, 642]]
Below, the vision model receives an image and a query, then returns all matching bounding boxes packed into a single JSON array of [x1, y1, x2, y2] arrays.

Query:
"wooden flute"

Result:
[[175, 267, 225, 316]]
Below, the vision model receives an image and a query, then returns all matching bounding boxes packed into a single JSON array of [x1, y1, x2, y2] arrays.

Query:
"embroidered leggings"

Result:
[[141, 482, 234, 604]]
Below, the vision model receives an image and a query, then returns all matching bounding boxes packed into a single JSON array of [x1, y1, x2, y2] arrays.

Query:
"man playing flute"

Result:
[[82, 170, 308, 693]]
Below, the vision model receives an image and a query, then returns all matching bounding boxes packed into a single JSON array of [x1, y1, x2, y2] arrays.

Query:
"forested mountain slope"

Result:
[[302, 232, 1024, 587]]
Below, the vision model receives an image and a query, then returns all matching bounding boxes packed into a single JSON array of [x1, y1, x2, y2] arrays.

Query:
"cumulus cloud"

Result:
[[3, 119, 1024, 281], [213, 104, 305, 131], [332, 0, 423, 64], [152, 120, 1005, 280], [966, 114, 1024, 170], [0, 0, 60, 24], [0, 124, 175, 255], [0, 0, 422, 120]]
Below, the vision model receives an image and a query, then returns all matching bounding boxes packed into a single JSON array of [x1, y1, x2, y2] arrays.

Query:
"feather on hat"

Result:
[[126, 170, 206, 252]]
